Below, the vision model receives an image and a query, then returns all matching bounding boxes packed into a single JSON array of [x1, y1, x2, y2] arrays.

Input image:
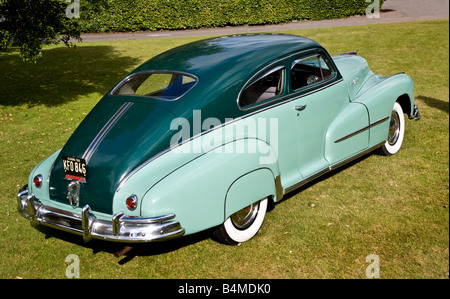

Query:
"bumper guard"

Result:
[[16, 186, 185, 243], [410, 104, 421, 121]]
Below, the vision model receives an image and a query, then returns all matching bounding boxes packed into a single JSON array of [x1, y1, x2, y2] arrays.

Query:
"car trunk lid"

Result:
[[49, 96, 177, 215]]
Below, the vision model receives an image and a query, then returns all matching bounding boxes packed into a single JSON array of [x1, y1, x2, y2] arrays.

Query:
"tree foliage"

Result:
[[0, 0, 81, 62], [77, 0, 382, 33]]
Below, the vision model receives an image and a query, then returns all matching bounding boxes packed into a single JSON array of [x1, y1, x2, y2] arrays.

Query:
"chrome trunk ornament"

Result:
[[67, 181, 81, 207]]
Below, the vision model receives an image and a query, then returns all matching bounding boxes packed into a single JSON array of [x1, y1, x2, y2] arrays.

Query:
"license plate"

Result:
[[63, 156, 88, 182]]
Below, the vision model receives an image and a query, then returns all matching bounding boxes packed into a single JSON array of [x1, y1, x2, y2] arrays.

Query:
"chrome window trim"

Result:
[[249, 65, 286, 86], [290, 53, 337, 94], [291, 54, 321, 69], [237, 48, 339, 112], [237, 65, 287, 111], [110, 70, 199, 102]]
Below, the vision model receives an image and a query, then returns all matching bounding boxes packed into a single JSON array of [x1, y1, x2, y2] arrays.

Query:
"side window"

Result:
[[239, 66, 285, 108], [291, 54, 333, 91]]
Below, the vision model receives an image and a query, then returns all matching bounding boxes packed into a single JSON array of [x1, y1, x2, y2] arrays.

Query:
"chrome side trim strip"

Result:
[[285, 141, 385, 194], [285, 168, 329, 194], [329, 141, 385, 171], [82, 102, 133, 163], [334, 116, 389, 144]]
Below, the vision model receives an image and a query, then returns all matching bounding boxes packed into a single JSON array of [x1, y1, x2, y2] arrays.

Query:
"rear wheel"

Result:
[[378, 102, 405, 156], [213, 198, 268, 245]]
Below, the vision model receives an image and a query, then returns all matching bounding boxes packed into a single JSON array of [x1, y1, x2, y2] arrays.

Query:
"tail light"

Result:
[[33, 175, 43, 188], [126, 195, 138, 211]]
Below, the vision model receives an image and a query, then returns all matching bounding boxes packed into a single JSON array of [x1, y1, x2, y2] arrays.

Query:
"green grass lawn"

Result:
[[0, 20, 448, 279]]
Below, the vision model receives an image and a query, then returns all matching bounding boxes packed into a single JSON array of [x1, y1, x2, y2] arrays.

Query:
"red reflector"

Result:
[[34, 175, 43, 188], [126, 195, 138, 211], [65, 174, 86, 183]]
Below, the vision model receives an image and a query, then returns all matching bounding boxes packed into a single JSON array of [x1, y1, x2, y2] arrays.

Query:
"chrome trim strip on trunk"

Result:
[[82, 102, 133, 163]]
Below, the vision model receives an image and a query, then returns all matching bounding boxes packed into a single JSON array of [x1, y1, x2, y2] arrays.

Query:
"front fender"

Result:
[[139, 138, 280, 236], [354, 73, 415, 147]]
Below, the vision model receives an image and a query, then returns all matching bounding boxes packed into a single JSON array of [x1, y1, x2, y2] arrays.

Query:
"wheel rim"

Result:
[[231, 202, 260, 230], [388, 111, 401, 146]]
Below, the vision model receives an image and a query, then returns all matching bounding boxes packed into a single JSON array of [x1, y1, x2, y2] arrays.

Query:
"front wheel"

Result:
[[213, 198, 268, 245], [378, 102, 405, 156]]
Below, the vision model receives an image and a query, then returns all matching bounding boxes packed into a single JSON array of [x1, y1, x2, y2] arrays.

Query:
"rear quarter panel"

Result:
[[139, 139, 279, 235], [116, 114, 282, 235]]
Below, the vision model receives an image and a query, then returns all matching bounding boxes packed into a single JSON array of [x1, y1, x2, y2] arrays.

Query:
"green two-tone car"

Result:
[[17, 34, 420, 245]]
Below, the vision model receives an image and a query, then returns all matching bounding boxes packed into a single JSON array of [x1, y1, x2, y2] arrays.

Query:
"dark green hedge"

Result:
[[79, 0, 384, 33]]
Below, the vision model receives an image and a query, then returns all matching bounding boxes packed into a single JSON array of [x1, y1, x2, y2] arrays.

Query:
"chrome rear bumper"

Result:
[[16, 186, 185, 243]]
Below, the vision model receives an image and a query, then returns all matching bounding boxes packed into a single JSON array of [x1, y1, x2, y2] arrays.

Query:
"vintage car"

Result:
[[17, 34, 420, 245]]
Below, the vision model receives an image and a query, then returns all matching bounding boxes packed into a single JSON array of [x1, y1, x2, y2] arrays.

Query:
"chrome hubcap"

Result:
[[388, 111, 400, 146], [231, 201, 260, 230]]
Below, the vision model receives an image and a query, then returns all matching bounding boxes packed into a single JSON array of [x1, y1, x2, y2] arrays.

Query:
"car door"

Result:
[[237, 63, 304, 189], [289, 52, 350, 178]]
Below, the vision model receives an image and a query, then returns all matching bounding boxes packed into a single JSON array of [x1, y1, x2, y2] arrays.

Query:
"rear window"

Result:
[[111, 72, 197, 101]]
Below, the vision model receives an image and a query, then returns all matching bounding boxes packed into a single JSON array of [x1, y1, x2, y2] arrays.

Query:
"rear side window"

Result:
[[112, 72, 197, 101], [239, 66, 285, 108], [291, 54, 333, 90]]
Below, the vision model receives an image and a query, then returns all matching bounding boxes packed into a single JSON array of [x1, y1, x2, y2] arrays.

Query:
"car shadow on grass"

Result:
[[417, 95, 449, 114], [37, 224, 214, 264], [0, 45, 140, 107]]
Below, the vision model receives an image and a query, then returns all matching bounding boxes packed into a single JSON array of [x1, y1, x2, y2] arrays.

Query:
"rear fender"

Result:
[[139, 138, 280, 235]]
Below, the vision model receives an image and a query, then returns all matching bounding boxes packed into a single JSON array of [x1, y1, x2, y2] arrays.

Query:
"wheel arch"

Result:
[[396, 93, 412, 116], [224, 167, 278, 221]]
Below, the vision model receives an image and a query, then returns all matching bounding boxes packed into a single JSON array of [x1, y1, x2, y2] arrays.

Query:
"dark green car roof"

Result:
[[133, 34, 323, 79], [123, 34, 326, 120]]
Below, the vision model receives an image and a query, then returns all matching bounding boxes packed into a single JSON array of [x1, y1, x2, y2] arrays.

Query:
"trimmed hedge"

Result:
[[78, 0, 384, 33]]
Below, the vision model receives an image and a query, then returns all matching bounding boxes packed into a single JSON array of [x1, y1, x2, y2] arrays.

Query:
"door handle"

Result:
[[294, 105, 307, 111]]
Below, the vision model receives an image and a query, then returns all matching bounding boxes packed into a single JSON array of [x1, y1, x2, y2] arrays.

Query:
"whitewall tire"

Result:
[[214, 198, 268, 245], [378, 102, 405, 156]]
